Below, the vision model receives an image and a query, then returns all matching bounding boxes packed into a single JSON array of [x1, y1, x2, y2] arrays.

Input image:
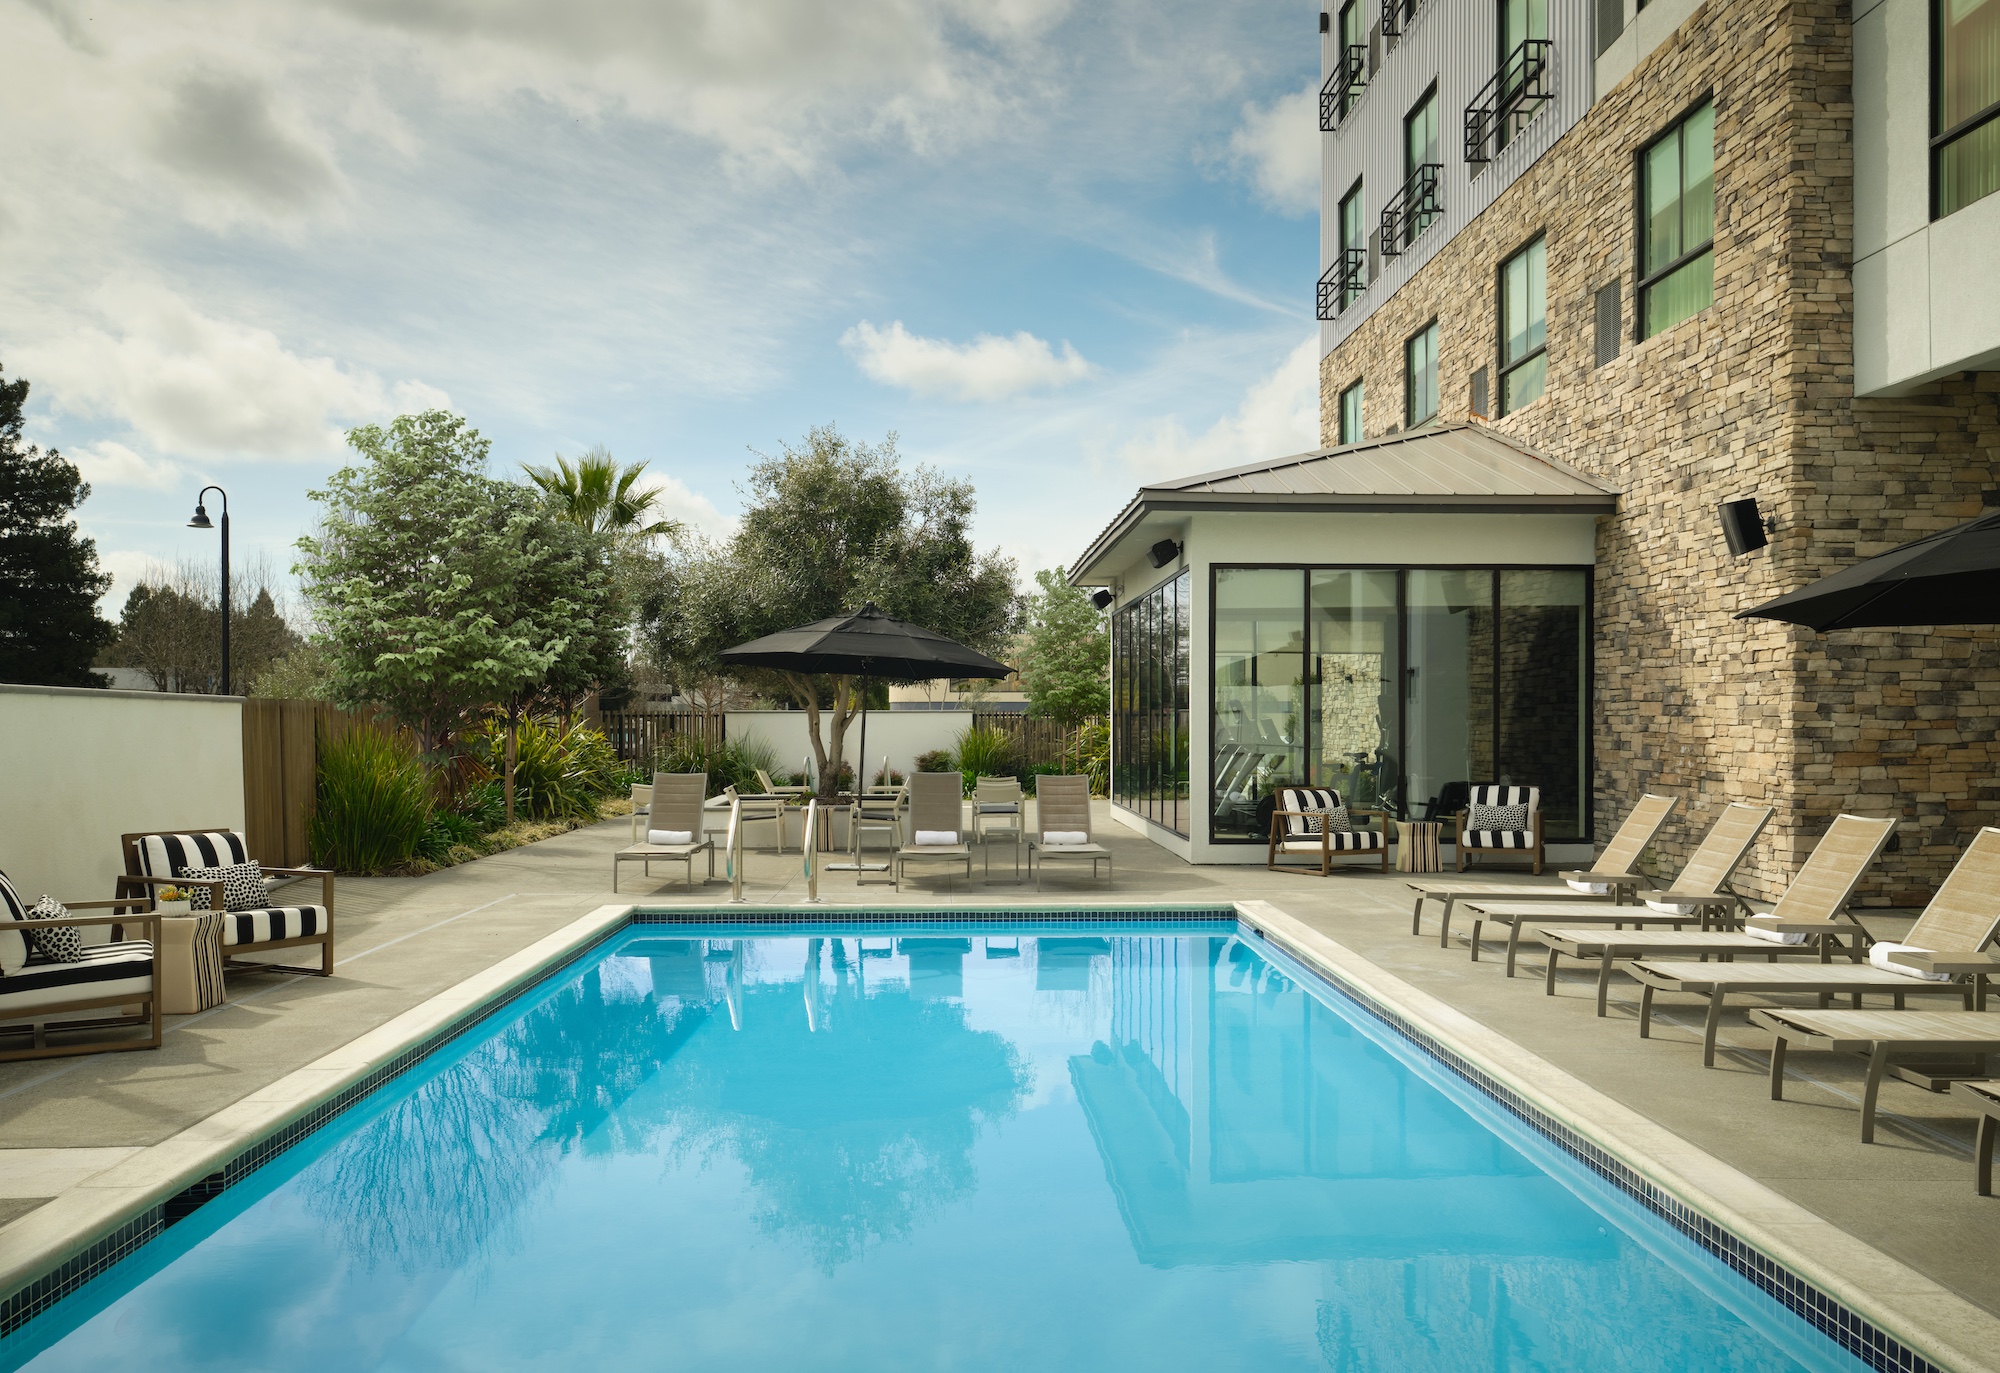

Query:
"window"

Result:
[[1496, 0, 1549, 153], [1339, 380, 1364, 444], [1935, 0, 2000, 219], [1338, 0, 1366, 117], [1112, 570, 1190, 836], [1638, 100, 1715, 339], [1498, 236, 1547, 414], [1405, 86, 1442, 239], [1405, 321, 1439, 428], [1339, 179, 1366, 309]]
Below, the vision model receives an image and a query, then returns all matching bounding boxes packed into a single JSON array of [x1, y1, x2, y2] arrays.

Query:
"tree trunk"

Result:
[[793, 671, 855, 801], [504, 707, 518, 823]]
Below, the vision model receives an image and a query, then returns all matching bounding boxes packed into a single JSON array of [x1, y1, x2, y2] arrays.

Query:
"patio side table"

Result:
[[160, 911, 226, 1015], [1395, 821, 1443, 874]]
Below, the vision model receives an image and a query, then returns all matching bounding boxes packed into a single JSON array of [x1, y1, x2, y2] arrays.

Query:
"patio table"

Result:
[[1395, 820, 1442, 873], [159, 911, 226, 1015]]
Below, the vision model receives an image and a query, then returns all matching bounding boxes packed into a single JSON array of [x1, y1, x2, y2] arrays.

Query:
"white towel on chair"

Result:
[[1565, 879, 1609, 894], [648, 829, 694, 845], [1869, 941, 1953, 981], [1042, 830, 1089, 846], [1644, 897, 1700, 915], [914, 830, 959, 846], [1742, 921, 1807, 945]]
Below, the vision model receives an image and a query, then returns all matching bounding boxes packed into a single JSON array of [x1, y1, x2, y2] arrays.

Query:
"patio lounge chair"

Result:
[[1955, 1081, 2000, 1193], [120, 829, 334, 977], [2, 867, 161, 1062], [613, 773, 716, 891], [1455, 802, 1776, 975], [1540, 813, 1895, 1015], [1266, 786, 1388, 875], [1028, 775, 1112, 890], [756, 769, 812, 800], [894, 772, 971, 890], [723, 784, 789, 853], [1628, 825, 2000, 1066], [628, 780, 652, 843], [1752, 1009, 2000, 1144], [1409, 792, 1680, 940], [1455, 785, 1545, 875]]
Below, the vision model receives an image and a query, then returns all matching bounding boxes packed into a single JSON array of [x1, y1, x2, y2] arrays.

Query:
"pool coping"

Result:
[[0, 898, 1994, 1373]]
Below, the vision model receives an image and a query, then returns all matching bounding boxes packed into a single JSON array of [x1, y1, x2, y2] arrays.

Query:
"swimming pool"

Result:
[[2, 919, 1872, 1371]]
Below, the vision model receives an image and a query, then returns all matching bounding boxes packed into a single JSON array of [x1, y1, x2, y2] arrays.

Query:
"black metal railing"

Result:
[[1318, 45, 1369, 130], [1464, 39, 1555, 164], [1316, 248, 1368, 319], [1381, 0, 1423, 38], [1379, 163, 1442, 258]]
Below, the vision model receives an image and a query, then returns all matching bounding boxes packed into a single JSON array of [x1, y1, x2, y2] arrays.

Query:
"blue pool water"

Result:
[[3, 923, 1867, 1372]]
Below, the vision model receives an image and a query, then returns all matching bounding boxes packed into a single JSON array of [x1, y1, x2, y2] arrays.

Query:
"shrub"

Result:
[[914, 748, 956, 774], [310, 725, 435, 872], [872, 765, 905, 787], [955, 724, 1016, 778], [466, 715, 622, 820], [649, 731, 782, 798]]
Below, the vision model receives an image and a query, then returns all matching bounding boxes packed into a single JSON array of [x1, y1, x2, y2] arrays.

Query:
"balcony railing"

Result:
[[1381, 0, 1423, 38], [1464, 39, 1555, 165], [1316, 248, 1368, 320], [1318, 45, 1368, 131], [1379, 163, 1442, 258]]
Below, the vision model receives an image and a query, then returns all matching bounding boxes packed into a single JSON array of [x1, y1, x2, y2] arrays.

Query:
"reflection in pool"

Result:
[[2, 926, 1863, 1371]]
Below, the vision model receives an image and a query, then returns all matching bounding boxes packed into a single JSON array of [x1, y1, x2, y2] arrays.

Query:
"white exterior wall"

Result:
[[1853, 0, 2000, 395], [1110, 509, 1601, 864], [723, 710, 985, 786], [0, 685, 245, 908]]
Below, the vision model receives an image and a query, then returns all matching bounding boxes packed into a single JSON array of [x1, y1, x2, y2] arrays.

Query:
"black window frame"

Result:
[[1339, 378, 1364, 444], [1931, 0, 2000, 220], [1404, 318, 1439, 429], [1495, 231, 1547, 417], [1338, 177, 1366, 310], [1634, 94, 1716, 343]]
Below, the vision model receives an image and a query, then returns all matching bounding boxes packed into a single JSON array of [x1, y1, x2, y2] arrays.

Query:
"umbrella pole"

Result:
[[858, 675, 869, 789]]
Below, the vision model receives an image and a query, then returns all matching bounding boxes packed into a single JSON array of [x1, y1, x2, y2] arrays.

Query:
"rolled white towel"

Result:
[[1565, 879, 1609, 894], [1644, 897, 1701, 915], [1743, 921, 1808, 946], [1043, 830, 1089, 846], [647, 829, 694, 846], [914, 830, 960, 846], [1868, 941, 1953, 981]]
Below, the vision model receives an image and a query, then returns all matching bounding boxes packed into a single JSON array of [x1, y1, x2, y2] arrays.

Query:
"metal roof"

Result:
[[1070, 422, 1619, 582]]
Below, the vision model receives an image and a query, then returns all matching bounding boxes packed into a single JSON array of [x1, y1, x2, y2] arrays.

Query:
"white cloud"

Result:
[[637, 472, 737, 541], [68, 439, 181, 491], [18, 284, 449, 462], [841, 320, 1093, 402], [95, 548, 160, 617], [1114, 333, 1319, 480], [149, 72, 342, 216], [1229, 81, 1318, 216]]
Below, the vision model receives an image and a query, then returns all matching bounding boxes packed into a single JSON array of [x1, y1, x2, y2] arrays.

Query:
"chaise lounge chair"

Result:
[[1028, 775, 1113, 890], [1629, 825, 2000, 1067], [894, 772, 972, 890], [1408, 792, 1680, 940], [1753, 1008, 2000, 1144], [1266, 786, 1389, 875], [613, 773, 716, 891], [1, 867, 161, 1062], [1537, 814, 1895, 1016], [120, 828, 335, 977], [1455, 802, 1775, 975]]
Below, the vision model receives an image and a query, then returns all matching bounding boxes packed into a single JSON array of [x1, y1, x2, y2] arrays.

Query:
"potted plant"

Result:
[[154, 885, 192, 915]]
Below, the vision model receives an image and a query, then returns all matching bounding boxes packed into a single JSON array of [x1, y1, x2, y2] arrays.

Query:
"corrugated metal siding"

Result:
[[1319, 0, 1599, 360]]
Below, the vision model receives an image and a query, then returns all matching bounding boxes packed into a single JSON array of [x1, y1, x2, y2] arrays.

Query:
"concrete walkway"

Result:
[[3, 805, 1995, 1322]]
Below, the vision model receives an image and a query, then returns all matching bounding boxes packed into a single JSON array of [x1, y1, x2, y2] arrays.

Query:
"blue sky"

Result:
[[1, 0, 1323, 613]]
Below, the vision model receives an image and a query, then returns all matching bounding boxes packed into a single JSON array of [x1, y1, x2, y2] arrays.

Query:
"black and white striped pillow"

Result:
[[182, 862, 268, 913], [26, 896, 84, 963]]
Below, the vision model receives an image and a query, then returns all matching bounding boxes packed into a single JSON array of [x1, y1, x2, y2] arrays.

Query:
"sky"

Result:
[[0, 0, 1324, 615]]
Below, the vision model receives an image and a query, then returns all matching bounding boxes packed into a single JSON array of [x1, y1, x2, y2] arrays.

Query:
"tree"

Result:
[[1016, 566, 1109, 770], [296, 411, 576, 767], [0, 363, 113, 686], [522, 446, 680, 539], [642, 425, 1017, 798], [102, 555, 300, 692]]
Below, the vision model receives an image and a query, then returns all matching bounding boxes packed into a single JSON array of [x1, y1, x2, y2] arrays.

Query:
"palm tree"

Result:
[[522, 446, 682, 539]]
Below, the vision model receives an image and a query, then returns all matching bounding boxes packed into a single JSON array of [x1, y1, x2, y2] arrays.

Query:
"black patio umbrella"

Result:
[[1736, 511, 2000, 631], [720, 602, 1011, 790]]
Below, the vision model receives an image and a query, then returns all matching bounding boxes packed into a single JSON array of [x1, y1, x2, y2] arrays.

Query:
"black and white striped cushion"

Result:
[[0, 869, 28, 976], [1463, 786, 1538, 846], [135, 832, 250, 881], [1463, 829, 1537, 849], [1323, 830, 1384, 851], [1279, 788, 1348, 837], [0, 940, 153, 1017], [219, 906, 328, 947]]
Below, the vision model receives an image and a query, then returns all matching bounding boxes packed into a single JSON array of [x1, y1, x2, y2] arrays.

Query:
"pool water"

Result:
[[3, 924, 1866, 1371]]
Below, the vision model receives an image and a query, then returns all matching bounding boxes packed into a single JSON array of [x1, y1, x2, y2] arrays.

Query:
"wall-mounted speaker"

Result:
[[1719, 498, 1769, 556], [1089, 589, 1115, 610], [1147, 538, 1182, 569]]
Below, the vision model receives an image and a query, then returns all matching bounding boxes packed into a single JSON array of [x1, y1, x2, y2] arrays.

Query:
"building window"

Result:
[[1339, 380, 1364, 444], [1209, 565, 1591, 845], [1339, 179, 1366, 310], [1338, 0, 1366, 117], [1935, 0, 2000, 219], [1405, 321, 1439, 428], [1112, 570, 1190, 837], [1496, 0, 1549, 154], [1498, 235, 1547, 414], [1405, 85, 1442, 239], [1638, 100, 1715, 339]]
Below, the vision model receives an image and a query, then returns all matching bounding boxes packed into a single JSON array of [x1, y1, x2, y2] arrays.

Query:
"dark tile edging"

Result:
[[1249, 921, 1945, 1373]]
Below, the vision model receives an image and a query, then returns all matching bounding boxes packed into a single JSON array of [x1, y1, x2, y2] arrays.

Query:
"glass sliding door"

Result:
[[1211, 569, 1307, 841], [1111, 570, 1190, 836], [1403, 570, 1494, 824], [1497, 569, 1588, 839], [1308, 570, 1401, 813]]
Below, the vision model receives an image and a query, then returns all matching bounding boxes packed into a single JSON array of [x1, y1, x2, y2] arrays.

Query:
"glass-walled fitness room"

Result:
[[1210, 565, 1589, 846], [1111, 570, 1191, 836]]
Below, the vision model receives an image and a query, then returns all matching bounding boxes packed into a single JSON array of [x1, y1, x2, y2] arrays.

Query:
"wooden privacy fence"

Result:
[[240, 699, 405, 868], [971, 713, 1085, 769], [599, 711, 727, 764]]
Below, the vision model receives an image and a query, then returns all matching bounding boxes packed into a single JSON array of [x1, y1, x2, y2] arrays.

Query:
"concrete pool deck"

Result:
[[3, 805, 1997, 1362]]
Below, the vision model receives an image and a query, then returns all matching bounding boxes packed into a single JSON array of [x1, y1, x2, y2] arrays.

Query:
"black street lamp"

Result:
[[187, 486, 231, 695]]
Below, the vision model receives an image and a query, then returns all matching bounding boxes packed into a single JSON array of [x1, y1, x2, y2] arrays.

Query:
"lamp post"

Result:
[[187, 486, 231, 695]]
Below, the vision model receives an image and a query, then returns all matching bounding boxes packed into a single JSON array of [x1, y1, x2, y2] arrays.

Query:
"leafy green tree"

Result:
[[642, 425, 1017, 798], [522, 446, 680, 539], [296, 411, 576, 768], [1016, 567, 1109, 771], [104, 557, 300, 692], [0, 364, 113, 686]]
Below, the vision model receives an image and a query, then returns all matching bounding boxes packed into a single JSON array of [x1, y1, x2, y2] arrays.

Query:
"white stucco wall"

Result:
[[724, 710, 997, 786], [0, 685, 245, 907]]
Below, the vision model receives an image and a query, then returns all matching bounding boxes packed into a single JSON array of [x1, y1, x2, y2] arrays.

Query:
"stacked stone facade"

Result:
[[1317, 0, 2000, 903]]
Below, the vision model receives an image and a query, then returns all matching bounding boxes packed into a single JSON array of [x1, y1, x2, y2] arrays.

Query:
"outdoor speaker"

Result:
[[1147, 538, 1182, 569], [1719, 498, 1768, 556], [1090, 589, 1114, 611]]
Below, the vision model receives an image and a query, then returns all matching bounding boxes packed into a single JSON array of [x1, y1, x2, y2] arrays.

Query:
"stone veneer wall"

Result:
[[1317, 0, 2000, 904]]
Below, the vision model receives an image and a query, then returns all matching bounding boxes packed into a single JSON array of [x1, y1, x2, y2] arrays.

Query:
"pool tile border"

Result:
[[1242, 899, 1993, 1373]]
